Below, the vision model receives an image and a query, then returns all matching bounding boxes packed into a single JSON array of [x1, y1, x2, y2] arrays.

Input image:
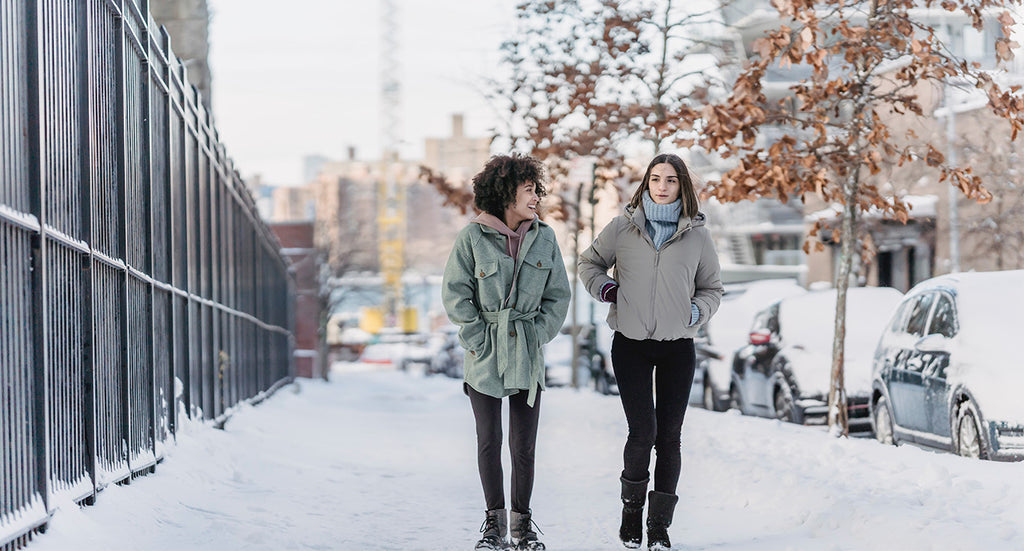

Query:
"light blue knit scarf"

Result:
[[642, 191, 681, 250]]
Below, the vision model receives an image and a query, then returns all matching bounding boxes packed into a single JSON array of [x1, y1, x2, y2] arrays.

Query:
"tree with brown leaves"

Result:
[[486, 0, 737, 385], [697, 0, 1024, 435]]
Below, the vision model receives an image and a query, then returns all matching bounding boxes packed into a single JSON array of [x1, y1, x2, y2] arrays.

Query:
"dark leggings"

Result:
[[467, 385, 542, 513], [611, 332, 696, 494]]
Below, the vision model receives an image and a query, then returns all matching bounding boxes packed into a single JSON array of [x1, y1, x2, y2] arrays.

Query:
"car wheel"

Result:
[[874, 396, 896, 446], [954, 400, 989, 460], [728, 385, 742, 412], [702, 380, 717, 411], [773, 383, 795, 423]]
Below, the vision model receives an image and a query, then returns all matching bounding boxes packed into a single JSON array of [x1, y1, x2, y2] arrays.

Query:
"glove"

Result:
[[689, 303, 700, 326], [600, 281, 619, 303]]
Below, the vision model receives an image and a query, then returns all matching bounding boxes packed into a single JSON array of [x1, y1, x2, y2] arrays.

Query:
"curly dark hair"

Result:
[[472, 153, 547, 218]]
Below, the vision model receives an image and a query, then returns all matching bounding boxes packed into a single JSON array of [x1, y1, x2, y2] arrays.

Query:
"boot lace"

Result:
[[479, 515, 499, 534], [516, 516, 544, 538]]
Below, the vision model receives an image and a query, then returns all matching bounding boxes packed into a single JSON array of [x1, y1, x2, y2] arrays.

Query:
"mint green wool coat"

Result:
[[442, 219, 571, 406]]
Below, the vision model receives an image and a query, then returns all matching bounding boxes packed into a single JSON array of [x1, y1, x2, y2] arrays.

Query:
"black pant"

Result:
[[611, 332, 696, 494], [467, 385, 541, 513]]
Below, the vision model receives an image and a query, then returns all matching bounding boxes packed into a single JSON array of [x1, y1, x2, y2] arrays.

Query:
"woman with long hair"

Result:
[[578, 153, 723, 550]]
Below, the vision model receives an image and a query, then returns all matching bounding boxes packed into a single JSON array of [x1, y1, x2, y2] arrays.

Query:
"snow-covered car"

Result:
[[690, 279, 807, 411], [426, 330, 464, 379], [730, 286, 903, 432], [870, 270, 1024, 461], [358, 330, 463, 378]]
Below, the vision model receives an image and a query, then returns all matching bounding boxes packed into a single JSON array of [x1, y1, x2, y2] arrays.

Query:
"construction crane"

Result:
[[363, 0, 416, 334]]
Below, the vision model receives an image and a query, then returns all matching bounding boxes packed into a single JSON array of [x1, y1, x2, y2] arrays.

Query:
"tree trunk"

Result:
[[317, 292, 330, 380], [828, 172, 858, 437], [570, 180, 585, 389]]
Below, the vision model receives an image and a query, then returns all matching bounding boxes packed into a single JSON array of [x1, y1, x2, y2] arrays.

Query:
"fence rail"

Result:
[[1, 0, 295, 547]]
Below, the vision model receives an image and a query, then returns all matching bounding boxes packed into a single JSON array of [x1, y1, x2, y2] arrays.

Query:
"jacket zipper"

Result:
[[630, 211, 698, 339], [649, 250, 659, 338], [644, 223, 693, 339]]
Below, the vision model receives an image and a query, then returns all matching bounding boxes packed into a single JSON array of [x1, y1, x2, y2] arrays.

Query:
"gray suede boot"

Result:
[[646, 491, 679, 550], [476, 508, 508, 550], [620, 477, 649, 548], [510, 510, 545, 550]]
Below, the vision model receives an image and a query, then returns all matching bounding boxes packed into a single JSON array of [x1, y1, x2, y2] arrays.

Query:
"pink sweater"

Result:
[[472, 213, 534, 260]]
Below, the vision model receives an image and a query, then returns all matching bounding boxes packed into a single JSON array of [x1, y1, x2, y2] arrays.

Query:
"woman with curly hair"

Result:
[[579, 153, 723, 550], [442, 153, 571, 551]]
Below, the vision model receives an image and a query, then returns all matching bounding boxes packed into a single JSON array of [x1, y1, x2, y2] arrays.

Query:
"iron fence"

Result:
[[1, 0, 295, 547]]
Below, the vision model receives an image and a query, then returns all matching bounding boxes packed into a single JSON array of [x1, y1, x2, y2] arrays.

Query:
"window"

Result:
[[962, 25, 986, 61], [750, 304, 780, 336], [750, 309, 772, 333], [887, 299, 914, 334], [905, 293, 936, 336], [927, 294, 958, 338]]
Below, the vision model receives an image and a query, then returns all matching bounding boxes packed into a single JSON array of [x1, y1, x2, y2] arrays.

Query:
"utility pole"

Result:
[[938, 18, 961, 275], [945, 81, 961, 274], [588, 161, 597, 334]]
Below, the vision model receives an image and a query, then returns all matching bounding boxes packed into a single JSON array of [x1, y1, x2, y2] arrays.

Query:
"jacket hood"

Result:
[[471, 210, 536, 234], [472, 213, 545, 235]]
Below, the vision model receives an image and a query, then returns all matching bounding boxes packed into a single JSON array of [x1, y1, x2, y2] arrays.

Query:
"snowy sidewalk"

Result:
[[32, 363, 1024, 551]]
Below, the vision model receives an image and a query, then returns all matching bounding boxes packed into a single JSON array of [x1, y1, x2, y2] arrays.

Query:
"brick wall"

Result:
[[271, 222, 322, 378]]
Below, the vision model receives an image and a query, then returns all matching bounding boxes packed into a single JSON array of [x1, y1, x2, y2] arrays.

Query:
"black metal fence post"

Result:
[[24, 0, 50, 530]]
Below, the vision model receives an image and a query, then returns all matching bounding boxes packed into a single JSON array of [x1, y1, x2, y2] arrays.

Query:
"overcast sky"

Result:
[[208, 0, 516, 186]]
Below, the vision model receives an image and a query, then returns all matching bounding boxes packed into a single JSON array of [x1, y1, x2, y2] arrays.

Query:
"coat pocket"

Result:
[[474, 260, 498, 280], [518, 255, 552, 305], [474, 260, 501, 309]]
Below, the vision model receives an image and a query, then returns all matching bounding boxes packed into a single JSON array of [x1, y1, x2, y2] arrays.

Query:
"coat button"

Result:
[[536, 261, 542, 267], [470, 350, 476, 356], [479, 271, 485, 277], [509, 330, 516, 337]]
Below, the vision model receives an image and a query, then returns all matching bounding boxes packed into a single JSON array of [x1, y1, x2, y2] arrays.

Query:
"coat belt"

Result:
[[480, 308, 542, 406]]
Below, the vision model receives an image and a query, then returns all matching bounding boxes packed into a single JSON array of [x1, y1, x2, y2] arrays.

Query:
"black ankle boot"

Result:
[[646, 491, 678, 550], [619, 477, 649, 549]]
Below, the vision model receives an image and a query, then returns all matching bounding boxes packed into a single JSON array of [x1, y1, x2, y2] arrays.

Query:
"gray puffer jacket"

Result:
[[578, 204, 723, 341]]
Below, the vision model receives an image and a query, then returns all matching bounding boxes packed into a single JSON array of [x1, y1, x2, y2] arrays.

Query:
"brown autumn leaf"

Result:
[[998, 10, 1016, 28], [995, 39, 1019, 62], [771, 0, 795, 16], [799, 27, 815, 52]]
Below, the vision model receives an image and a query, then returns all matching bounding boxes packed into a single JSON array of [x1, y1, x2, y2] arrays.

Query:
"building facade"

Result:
[[150, 0, 212, 110], [423, 114, 493, 184]]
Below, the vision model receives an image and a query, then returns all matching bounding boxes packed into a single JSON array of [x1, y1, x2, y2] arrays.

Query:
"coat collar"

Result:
[[624, 204, 707, 242]]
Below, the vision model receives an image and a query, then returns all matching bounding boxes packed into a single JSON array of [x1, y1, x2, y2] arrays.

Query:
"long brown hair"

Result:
[[628, 153, 699, 218]]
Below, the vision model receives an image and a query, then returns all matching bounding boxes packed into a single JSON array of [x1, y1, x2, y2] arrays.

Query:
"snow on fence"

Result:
[[0, 1, 295, 548]]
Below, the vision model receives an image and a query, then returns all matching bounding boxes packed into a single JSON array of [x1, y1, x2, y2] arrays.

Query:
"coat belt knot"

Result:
[[480, 308, 541, 406]]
